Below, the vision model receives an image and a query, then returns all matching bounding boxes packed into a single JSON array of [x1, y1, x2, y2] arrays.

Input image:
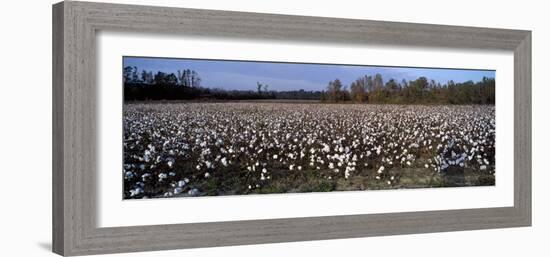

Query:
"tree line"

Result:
[[124, 66, 202, 87], [323, 75, 495, 104], [123, 66, 495, 104]]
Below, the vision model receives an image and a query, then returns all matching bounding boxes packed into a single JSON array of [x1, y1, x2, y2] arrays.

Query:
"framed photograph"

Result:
[[52, 1, 531, 256]]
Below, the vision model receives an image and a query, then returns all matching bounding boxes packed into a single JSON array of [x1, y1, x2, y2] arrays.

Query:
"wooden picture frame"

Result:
[[52, 1, 531, 256]]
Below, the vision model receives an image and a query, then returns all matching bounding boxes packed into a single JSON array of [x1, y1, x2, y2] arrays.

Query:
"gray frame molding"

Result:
[[52, 1, 531, 256]]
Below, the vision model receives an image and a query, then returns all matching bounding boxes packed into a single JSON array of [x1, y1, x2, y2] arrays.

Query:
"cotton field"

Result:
[[123, 102, 495, 199]]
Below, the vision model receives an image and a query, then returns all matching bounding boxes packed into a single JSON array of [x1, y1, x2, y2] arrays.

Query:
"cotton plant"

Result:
[[123, 103, 495, 198]]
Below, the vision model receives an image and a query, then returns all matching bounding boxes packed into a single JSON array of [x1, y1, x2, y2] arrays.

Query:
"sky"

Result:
[[123, 57, 495, 92]]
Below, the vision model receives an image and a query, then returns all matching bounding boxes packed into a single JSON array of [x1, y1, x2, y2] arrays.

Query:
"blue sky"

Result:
[[124, 57, 495, 92]]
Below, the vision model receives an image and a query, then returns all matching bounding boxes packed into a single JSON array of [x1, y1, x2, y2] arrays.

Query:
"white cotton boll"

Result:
[[188, 188, 199, 196], [124, 171, 134, 180], [141, 173, 151, 181], [273, 154, 278, 159], [377, 166, 385, 174], [129, 187, 144, 197], [174, 187, 183, 195], [221, 157, 228, 167], [262, 168, 267, 174], [204, 172, 210, 178], [480, 165, 487, 170], [205, 161, 212, 169], [176, 180, 186, 187], [298, 166, 302, 171], [158, 173, 168, 182], [424, 164, 429, 168], [406, 161, 412, 166], [289, 164, 294, 171]]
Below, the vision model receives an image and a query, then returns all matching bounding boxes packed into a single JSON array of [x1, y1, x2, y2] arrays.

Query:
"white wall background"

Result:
[[0, 0, 548, 256]]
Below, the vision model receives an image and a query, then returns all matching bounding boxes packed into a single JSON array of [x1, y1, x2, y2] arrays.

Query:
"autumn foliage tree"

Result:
[[323, 74, 495, 105], [350, 76, 368, 102], [326, 79, 350, 102]]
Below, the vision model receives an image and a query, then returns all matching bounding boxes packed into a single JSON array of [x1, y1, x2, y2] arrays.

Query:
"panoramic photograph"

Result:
[[122, 57, 496, 199]]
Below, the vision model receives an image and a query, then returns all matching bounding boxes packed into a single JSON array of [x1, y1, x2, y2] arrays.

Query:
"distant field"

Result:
[[123, 102, 495, 199]]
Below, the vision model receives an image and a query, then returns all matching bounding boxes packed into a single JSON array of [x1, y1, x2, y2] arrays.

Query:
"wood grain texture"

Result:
[[514, 32, 532, 224], [52, 1, 532, 256], [52, 2, 65, 255]]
